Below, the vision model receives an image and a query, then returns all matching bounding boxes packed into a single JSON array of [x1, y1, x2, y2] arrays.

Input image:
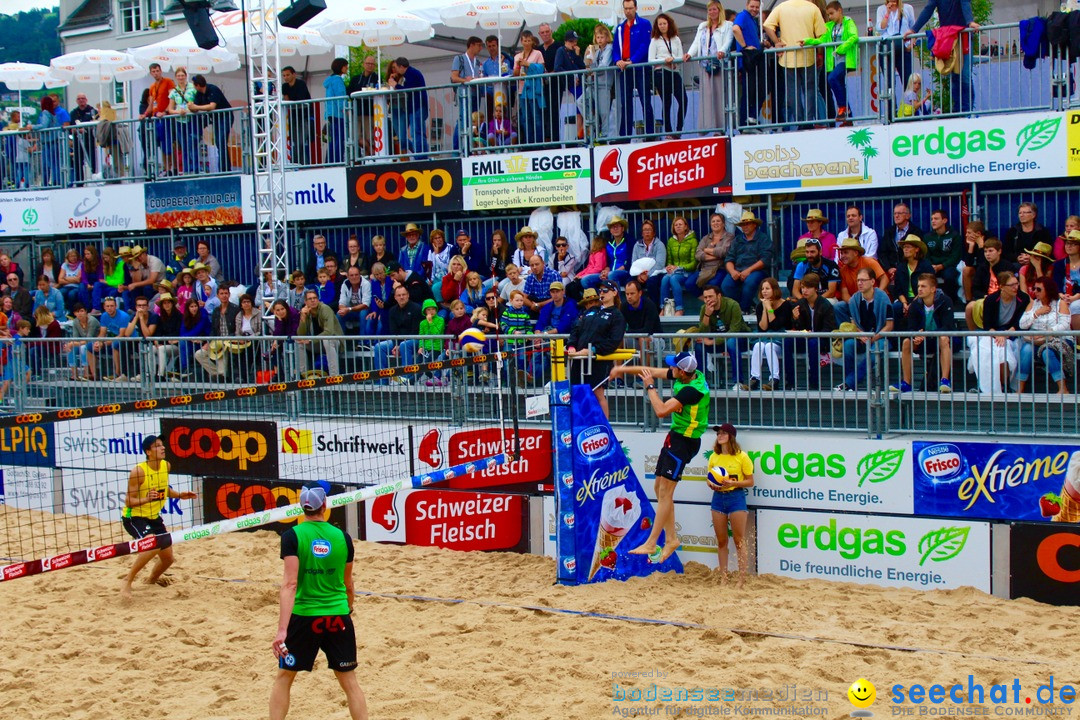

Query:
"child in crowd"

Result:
[[316, 268, 336, 306], [470, 111, 487, 149], [486, 103, 517, 147], [575, 236, 609, 291], [446, 299, 473, 339], [502, 289, 534, 381], [0, 319, 31, 404], [417, 298, 447, 386], [472, 305, 497, 384], [499, 263, 526, 303], [803, 1, 859, 123]]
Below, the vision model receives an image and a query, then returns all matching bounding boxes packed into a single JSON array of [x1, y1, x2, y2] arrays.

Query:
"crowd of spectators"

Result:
[[1, 0, 1007, 188], [1, 196, 1077, 400]]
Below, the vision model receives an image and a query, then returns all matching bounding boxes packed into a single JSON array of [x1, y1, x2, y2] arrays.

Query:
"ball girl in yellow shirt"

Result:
[[705, 423, 754, 586]]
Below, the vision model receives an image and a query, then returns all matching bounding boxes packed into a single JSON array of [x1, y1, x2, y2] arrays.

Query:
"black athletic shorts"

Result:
[[655, 432, 701, 483], [572, 359, 613, 389], [279, 613, 357, 673], [122, 515, 167, 539]]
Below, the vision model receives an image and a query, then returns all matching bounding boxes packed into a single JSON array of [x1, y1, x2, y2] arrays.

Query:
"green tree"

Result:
[[0, 8, 61, 68]]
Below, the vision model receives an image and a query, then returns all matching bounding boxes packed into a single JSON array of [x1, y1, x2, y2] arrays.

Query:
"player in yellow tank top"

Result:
[[121, 435, 197, 599]]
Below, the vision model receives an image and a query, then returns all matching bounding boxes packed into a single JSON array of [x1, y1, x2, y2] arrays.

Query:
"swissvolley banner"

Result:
[[912, 441, 1080, 523], [553, 384, 682, 585]]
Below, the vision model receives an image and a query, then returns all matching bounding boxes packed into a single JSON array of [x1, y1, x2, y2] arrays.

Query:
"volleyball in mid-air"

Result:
[[458, 327, 487, 354]]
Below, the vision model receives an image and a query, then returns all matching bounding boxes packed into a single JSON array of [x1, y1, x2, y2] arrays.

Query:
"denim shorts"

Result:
[[710, 489, 748, 514]]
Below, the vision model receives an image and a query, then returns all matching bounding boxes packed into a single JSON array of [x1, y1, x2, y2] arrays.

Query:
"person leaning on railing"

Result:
[[190, 74, 233, 174], [583, 23, 615, 139], [323, 58, 349, 164]]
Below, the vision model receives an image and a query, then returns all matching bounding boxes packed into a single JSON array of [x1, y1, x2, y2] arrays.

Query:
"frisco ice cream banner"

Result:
[[553, 385, 681, 585], [912, 440, 1080, 523]]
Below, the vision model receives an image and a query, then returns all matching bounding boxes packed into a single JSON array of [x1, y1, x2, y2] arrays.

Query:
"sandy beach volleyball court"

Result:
[[0, 516, 1076, 720]]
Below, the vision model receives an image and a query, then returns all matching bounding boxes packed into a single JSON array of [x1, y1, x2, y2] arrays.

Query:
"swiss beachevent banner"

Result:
[[912, 440, 1080, 523], [733, 110, 1080, 194], [592, 136, 732, 203], [619, 429, 914, 515], [461, 148, 591, 211]]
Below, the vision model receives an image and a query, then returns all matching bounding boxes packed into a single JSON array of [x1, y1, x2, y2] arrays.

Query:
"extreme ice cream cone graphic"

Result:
[[589, 486, 642, 580], [1053, 452, 1080, 523]]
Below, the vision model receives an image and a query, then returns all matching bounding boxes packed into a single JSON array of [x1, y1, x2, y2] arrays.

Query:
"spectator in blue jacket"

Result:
[[32, 275, 65, 318], [838, 267, 894, 391], [389, 57, 429, 155], [366, 263, 394, 337], [536, 282, 579, 334], [612, 0, 654, 137], [606, 215, 635, 286]]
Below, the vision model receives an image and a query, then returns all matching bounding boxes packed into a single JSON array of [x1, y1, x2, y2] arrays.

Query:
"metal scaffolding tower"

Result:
[[244, 0, 289, 301]]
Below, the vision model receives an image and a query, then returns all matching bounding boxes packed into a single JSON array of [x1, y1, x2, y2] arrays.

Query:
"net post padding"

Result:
[[0, 454, 508, 583]]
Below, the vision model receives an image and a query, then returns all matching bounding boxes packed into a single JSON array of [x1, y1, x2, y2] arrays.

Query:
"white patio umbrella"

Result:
[[438, 0, 557, 32], [556, 0, 680, 18], [314, 9, 434, 87], [207, 9, 333, 57], [50, 49, 146, 103], [130, 43, 241, 75], [0, 62, 54, 118]]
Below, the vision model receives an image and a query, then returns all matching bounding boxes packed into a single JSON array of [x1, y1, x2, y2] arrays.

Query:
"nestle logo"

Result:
[[577, 425, 611, 457], [918, 444, 964, 480]]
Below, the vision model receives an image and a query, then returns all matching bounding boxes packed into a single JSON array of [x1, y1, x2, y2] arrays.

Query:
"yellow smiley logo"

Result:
[[848, 678, 876, 710]]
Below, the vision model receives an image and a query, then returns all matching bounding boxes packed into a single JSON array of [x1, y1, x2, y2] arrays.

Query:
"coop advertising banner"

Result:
[[346, 160, 463, 216], [144, 176, 243, 229], [1010, 523, 1080, 606], [620, 429, 913, 514], [912, 440, 1080, 523], [592, 136, 732, 202], [203, 477, 347, 534], [462, 148, 591, 210], [733, 111, 1073, 194], [756, 509, 991, 592], [241, 167, 348, 223]]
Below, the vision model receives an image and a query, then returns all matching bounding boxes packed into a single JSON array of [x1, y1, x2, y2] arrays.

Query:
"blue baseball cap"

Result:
[[664, 352, 698, 373]]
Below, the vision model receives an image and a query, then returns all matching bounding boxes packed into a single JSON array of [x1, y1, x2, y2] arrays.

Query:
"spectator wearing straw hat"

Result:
[[1051, 230, 1080, 329], [192, 263, 219, 309], [798, 209, 837, 264], [567, 279, 626, 418], [890, 235, 933, 321], [836, 236, 887, 303], [925, 209, 963, 301], [150, 278, 175, 313], [721, 210, 772, 312], [188, 239, 223, 284], [606, 216, 634, 286], [512, 226, 547, 268], [398, 223, 429, 277]]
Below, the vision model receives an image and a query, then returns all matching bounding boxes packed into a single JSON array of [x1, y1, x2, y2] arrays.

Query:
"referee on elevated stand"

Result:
[[270, 484, 368, 720]]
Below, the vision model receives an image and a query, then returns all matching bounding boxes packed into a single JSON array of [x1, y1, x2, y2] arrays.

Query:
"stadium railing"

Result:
[[2, 23, 1073, 193], [5, 329, 1078, 438]]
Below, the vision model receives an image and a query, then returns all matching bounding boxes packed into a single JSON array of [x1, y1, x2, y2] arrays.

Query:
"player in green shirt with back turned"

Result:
[[609, 351, 711, 563], [270, 483, 368, 720]]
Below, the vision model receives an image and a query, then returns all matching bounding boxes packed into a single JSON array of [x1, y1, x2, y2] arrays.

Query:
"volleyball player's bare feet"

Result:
[[120, 581, 134, 600], [628, 543, 656, 555], [658, 538, 681, 563]]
